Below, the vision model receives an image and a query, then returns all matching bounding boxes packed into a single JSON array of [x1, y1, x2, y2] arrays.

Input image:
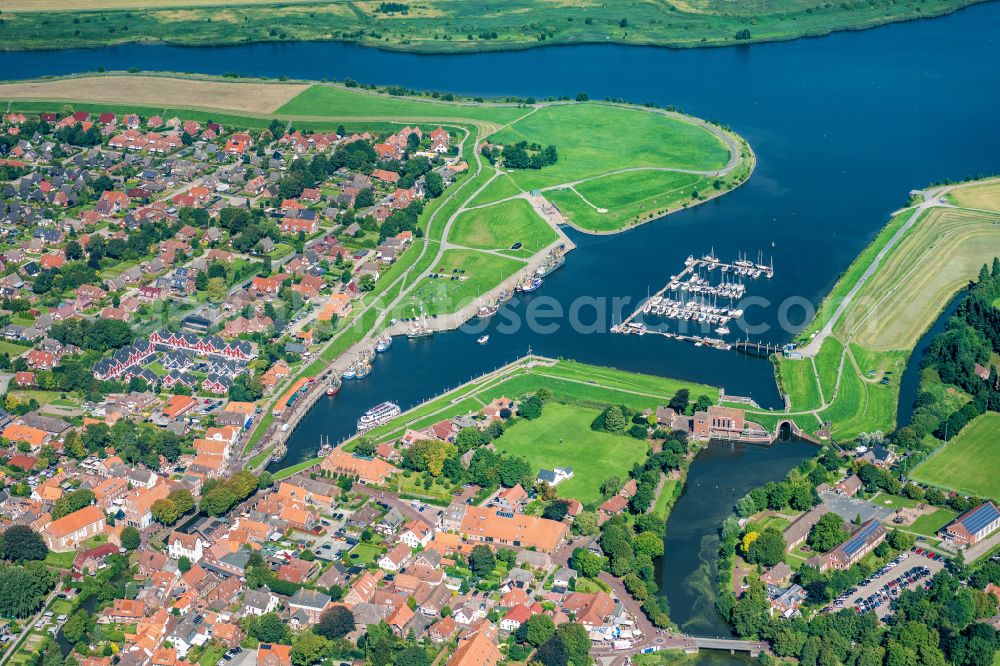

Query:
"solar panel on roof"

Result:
[[961, 503, 1000, 535], [843, 520, 881, 556]]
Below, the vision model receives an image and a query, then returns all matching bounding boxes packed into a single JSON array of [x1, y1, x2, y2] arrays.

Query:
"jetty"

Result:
[[613, 250, 773, 348]]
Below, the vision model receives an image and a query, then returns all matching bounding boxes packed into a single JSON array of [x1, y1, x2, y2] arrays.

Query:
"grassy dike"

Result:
[[751, 178, 1000, 441], [0, 0, 985, 53]]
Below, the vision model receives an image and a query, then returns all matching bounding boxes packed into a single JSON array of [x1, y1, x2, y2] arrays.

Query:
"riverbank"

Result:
[[0, 0, 986, 53], [745, 178, 1000, 441]]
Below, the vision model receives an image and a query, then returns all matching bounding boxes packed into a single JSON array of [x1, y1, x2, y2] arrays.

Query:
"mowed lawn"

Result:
[[393, 249, 523, 317], [449, 198, 557, 257], [277, 85, 524, 124], [546, 171, 708, 232], [494, 403, 648, 505], [911, 413, 1000, 499], [489, 104, 729, 190]]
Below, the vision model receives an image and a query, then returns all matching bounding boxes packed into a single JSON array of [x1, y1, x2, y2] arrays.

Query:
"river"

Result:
[[3, 2, 999, 653]]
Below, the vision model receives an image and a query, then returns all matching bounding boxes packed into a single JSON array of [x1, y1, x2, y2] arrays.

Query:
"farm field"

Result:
[[950, 179, 1000, 211], [448, 198, 557, 257], [833, 207, 1000, 350], [489, 104, 730, 191], [0, 76, 307, 114], [493, 402, 649, 505], [0, 0, 981, 52], [910, 412, 1000, 500]]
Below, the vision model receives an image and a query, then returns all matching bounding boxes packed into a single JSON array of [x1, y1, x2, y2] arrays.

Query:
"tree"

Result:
[[316, 605, 355, 639], [0, 526, 48, 562], [808, 513, 848, 552], [424, 171, 444, 198], [518, 395, 543, 420], [668, 388, 690, 414], [395, 646, 430, 666], [177, 556, 192, 573], [572, 511, 598, 536], [603, 405, 626, 433], [0, 564, 53, 618], [543, 500, 570, 521], [745, 528, 785, 567], [62, 610, 91, 644], [151, 498, 180, 525], [167, 489, 195, 515], [570, 547, 603, 579], [291, 632, 331, 666], [258, 471, 274, 489], [120, 526, 140, 551], [251, 612, 291, 644], [520, 613, 556, 646], [468, 545, 496, 577], [554, 622, 590, 666], [51, 488, 95, 519], [535, 636, 568, 666], [633, 531, 665, 558], [206, 277, 228, 303]]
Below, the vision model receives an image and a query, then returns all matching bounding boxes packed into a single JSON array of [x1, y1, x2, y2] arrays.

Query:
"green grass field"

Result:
[[911, 412, 1000, 499], [449, 198, 557, 257], [0, 0, 981, 53], [779, 357, 822, 411], [545, 171, 710, 233], [393, 249, 524, 317], [490, 104, 729, 191], [466, 175, 525, 208], [494, 403, 648, 505], [277, 85, 524, 125]]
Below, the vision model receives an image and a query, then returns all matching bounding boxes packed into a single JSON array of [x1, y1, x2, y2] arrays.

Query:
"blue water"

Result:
[[4, 2, 998, 639]]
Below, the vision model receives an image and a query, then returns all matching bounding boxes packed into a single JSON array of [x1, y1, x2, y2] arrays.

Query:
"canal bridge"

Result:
[[689, 636, 769, 656]]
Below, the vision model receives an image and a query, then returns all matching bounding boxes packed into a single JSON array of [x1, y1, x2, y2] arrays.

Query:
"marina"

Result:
[[613, 251, 774, 348]]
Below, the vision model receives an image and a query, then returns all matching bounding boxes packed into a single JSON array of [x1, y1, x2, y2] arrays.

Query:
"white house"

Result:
[[167, 531, 206, 563]]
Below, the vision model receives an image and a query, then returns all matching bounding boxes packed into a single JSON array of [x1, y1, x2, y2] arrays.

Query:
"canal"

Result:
[[3, 2, 998, 654]]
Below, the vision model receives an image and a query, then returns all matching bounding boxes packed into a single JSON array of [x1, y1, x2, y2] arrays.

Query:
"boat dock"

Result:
[[613, 250, 773, 348]]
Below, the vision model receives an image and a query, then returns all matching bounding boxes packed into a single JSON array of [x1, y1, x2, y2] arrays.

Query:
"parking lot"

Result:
[[831, 550, 944, 619]]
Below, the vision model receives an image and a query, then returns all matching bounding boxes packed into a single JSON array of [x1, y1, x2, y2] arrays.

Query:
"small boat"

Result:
[[326, 377, 342, 396], [477, 303, 499, 319], [715, 326, 730, 335], [342, 365, 357, 380], [375, 336, 392, 353], [498, 289, 514, 303], [520, 276, 543, 293], [355, 363, 372, 379], [477, 335, 489, 344]]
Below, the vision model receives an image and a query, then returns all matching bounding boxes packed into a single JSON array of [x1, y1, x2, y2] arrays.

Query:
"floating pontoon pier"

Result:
[[613, 250, 774, 349]]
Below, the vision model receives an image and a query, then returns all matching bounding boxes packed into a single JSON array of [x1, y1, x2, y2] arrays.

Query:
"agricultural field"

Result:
[[0, 76, 307, 114], [833, 207, 1000, 350], [492, 402, 649, 505], [910, 413, 1000, 500], [949, 179, 1000, 211], [0, 0, 981, 52], [448, 198, 557, 258]]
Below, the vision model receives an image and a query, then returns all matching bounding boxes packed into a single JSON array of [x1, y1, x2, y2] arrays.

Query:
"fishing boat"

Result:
[[375, 336, 392, 353], [477, 335, 490, 344], [498, 288, 514, 303], [407, 326, 432, 339], [520, 276, 543, 293], [355, 362, 372, 379], [326, 376, 342, 396], [536, 254, 566, 278], [357, 401, 402, 432], [477, 303, 499, 319], [342, 365, 357, 380]]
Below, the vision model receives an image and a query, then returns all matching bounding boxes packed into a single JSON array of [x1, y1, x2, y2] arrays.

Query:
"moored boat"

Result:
[[357, 401, 402, 432], [342, 365, 357, 380], [355, 363, 372, 379], [520, 276, 543, 293], [375, 336, 392, 353]]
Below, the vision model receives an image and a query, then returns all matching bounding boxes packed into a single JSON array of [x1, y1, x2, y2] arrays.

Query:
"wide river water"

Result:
[[4, 2, 999, 649]]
